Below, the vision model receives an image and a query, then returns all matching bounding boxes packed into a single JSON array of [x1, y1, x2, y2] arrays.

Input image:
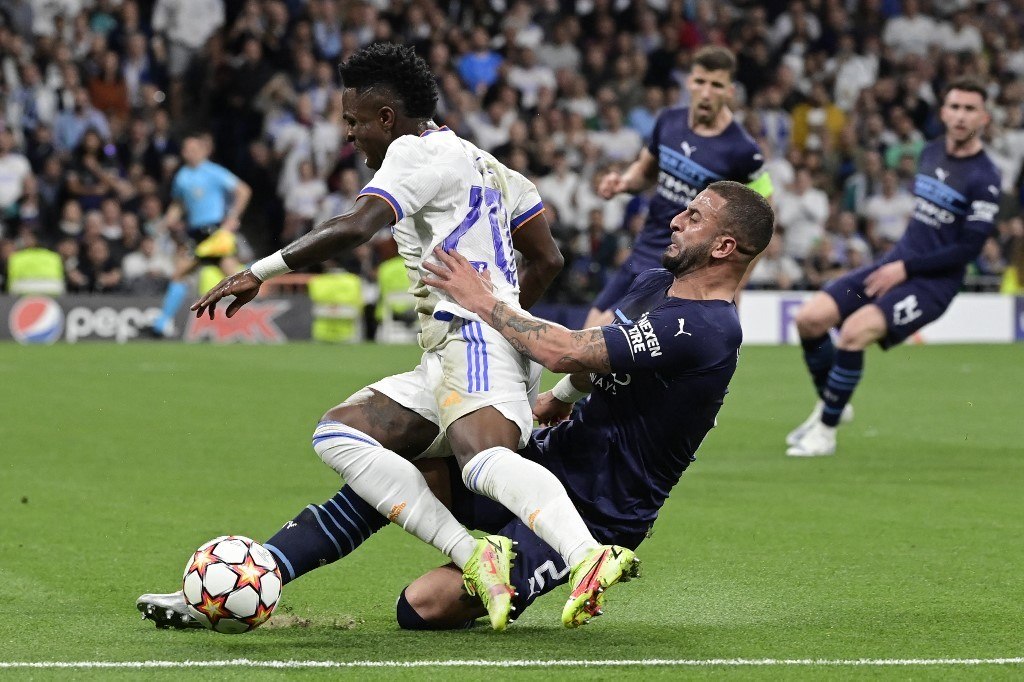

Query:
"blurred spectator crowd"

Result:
[[1, 0, 1024, 300]]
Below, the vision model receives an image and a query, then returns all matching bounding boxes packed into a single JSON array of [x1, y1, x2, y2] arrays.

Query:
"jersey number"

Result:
[[893, 295, 923, 326], [442, 186, 518, 287]]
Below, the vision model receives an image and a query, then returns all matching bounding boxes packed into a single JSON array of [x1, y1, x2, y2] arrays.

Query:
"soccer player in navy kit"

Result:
[[406, 180, 773, 627], [587, 46, 772, 327], [137, 181, 773, 631], [786, 77, 1002, 457]]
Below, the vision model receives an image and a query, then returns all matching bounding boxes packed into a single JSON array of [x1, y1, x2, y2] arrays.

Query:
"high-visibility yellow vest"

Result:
[[7, 248, 65, 295], [375, 256, 415, 322], [198, 265, 227, 295], [1001, 266, 1023, 295], [308, 272, 363, 342]]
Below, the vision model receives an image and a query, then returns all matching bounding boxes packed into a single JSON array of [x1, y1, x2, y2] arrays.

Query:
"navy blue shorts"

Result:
[[823, 261, 960, 349], [445, 446, 646, 619]]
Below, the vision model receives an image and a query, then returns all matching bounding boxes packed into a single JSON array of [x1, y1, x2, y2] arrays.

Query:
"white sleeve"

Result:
[[358, 136, 441, 222]]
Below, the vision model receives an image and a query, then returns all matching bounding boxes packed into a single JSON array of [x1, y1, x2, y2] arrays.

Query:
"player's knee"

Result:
[[395, 587, 431, 629], [311, 414, 378, 475], [395, 587, 470, 631], [836, 323, 879, 351], [794, 303, 832, 338], [836, 306, 886, 350]]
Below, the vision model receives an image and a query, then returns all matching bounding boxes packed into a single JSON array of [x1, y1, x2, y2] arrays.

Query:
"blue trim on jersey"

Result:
[[914, 175, 967, 214], [360, 187, 405, 221], [420, 126, 451, 137], [658, 144, 725, 187], [263, 543, 295, 581], [475, 322, 490, 391], [461, 323, 475, 392], [511, 201, 544, 231], [460, 321, 490, 393], [614, 308, 633, 324]]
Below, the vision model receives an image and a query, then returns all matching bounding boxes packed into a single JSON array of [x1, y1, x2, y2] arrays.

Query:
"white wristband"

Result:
[[250, 251, 291, 282], [551, 376, 588, 404]]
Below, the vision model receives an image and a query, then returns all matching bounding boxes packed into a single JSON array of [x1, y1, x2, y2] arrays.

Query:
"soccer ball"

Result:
[[182, 535, 283, 634]]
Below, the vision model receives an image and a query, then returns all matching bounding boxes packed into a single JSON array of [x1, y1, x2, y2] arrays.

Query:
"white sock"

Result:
[[463, 446, 600, 567], [313, 421, 477, 568]]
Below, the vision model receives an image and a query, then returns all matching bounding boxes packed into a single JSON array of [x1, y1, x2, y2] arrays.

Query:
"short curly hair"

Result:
[[338, 43, 438, 120]]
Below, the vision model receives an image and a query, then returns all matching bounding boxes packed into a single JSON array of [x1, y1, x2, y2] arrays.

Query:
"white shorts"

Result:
[[365, 320, 543, 459]]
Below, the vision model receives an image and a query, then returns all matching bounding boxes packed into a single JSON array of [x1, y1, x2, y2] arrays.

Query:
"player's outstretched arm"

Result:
[[191, 196, 394, 319], [279, 195, 395, 271], [422, 247, 611, 374], [598, 148, 658, 199]]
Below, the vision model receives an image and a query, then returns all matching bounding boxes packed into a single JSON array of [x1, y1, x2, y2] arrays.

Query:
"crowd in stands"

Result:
[[1, 0, 1024, 302]]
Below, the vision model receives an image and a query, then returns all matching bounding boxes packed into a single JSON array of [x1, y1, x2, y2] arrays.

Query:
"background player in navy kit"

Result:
[[786, 77, 1002, 458], [587, 46, 772, 327], [137, 181, 773, 630], [409, 180, 773, 627]]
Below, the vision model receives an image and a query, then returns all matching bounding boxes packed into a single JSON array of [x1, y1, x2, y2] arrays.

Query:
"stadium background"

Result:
[[2, 0, 1024, 675], [2, 0, 1024, 329]]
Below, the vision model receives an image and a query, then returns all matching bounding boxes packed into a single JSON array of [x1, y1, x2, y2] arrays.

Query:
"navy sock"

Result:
[[263, 485, 387, 585], [821, 349, 863, 427], [801, 333, 835, 399]]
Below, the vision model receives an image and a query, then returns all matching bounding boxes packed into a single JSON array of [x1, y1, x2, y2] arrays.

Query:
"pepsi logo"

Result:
[[9, 296, 64, 344]]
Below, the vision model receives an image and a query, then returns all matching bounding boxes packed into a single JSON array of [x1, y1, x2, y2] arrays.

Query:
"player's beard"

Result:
[[662, 236, 715, 277]]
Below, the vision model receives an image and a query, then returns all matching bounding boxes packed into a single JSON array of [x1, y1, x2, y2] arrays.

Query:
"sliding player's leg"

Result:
[[444, 340, 639, 629], [398, 514, 643, 631]]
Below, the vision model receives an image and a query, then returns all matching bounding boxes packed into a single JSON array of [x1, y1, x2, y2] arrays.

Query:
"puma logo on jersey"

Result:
[[680, 141, 697, 157], [674, 318, 692, 336]]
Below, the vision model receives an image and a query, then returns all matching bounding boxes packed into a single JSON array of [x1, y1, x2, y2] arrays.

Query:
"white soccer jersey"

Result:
[[358, 127, 544, 346]]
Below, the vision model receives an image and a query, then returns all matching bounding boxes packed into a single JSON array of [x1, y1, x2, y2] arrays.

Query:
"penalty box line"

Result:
[[1, 658, 1023, 669]]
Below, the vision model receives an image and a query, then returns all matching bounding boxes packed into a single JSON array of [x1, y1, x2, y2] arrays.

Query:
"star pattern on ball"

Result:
[[232, 556, 265, 591], [247, 603, 274, 628], [191, 547, 218, 578], [196, 591, 229, 624]]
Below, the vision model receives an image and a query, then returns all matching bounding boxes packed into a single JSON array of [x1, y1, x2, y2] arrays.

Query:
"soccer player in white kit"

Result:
[[192, 43, 639, 630]]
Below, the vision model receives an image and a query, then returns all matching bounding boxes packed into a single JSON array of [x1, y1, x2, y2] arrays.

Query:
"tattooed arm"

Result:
[[422, 247, 611, 373]]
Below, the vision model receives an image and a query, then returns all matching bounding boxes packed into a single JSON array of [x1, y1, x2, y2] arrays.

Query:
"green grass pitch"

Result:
[[1, 342, 1022, 679]]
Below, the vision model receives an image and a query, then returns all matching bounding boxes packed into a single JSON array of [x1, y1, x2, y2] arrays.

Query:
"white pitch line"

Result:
[[0, 658, 1022, 669]]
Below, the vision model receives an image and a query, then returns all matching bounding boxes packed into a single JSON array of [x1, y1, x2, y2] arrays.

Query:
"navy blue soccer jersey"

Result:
[[631, 108, 765, 268], [890, 140, 1001, 279], [532, 269, 741, 536]]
